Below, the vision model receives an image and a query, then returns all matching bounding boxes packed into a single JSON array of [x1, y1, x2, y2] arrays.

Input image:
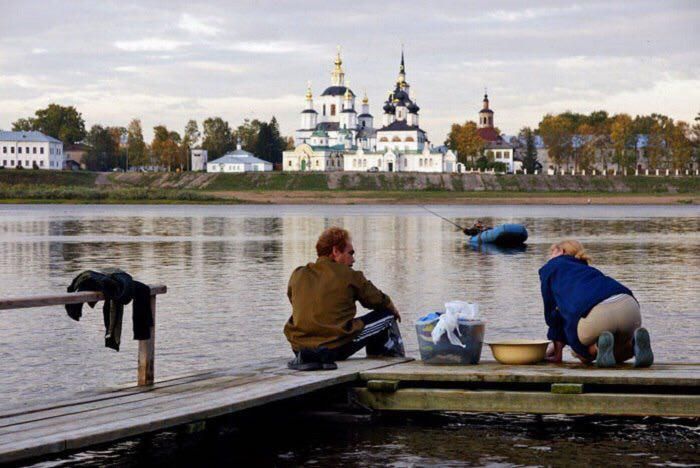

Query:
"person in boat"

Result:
[[538, 240, 653, 368], [284, 226, 405, 371], [462, 220, 488, 236]]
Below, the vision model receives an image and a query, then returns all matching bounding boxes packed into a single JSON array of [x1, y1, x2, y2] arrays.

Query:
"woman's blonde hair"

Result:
[[551, 240, 592, 264]]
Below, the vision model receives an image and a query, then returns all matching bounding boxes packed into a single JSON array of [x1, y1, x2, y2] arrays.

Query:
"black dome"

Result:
[[321, 86, 354, 97], [408, 102, 420, 113], [383, 102, 395, 113]]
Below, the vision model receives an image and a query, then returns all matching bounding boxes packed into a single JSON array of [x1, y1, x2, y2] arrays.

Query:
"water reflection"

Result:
[[0, 204, 698, 408]]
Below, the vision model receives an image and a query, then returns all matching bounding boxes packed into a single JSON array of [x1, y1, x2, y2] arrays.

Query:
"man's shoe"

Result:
[[318, 348, 338, 370], [287, 352, 322, 371], [633, 328, 654, 368], [596, 331, 616, 368]]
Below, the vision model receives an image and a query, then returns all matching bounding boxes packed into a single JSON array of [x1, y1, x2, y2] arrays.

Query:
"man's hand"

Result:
[[545, 340, 564, 363], [387, 301, 401, 323]]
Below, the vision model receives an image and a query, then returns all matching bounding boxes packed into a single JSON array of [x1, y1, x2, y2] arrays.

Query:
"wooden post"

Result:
[[138, 294, 156, 385]]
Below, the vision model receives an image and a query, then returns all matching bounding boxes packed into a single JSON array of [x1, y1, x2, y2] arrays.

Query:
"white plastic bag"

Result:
[[431, 308, 464, 347], [431, 301, 481, 348], [445, 300, 479, 321]]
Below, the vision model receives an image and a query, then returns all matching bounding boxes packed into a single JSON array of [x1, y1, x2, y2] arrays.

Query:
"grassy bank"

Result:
[[0, 170, 97, 187], [0, 185, 233, 203], [0, 170, 697, 204]]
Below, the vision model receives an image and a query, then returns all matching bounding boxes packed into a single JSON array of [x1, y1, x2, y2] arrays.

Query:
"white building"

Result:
[[284, 49, 456, 174], [0, 131, 64, 170], [294, 47, 376, 151], [191, 148, 208, 171], [206, 141, 272, 173]]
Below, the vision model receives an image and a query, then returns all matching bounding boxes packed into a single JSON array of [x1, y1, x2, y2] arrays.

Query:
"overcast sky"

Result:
[[1, 0, 698, 143]]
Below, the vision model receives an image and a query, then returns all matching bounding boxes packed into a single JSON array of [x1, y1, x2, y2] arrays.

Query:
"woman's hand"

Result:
[[545, 340, 564, 363]]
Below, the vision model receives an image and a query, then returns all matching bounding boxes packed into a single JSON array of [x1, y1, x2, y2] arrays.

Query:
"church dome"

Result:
[[321, 86, 354, 97], [408, 101, 420, 113], [383, 101, 395, 113]]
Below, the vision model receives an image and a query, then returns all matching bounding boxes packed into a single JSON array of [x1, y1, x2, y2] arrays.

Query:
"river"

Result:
[[1, 204, 698, 466]]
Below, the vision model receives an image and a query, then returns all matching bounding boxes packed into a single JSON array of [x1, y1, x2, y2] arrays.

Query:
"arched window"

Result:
[[330, 104, 336, 116], [378, 159, 382, 166], [405, 137, 415, 142], [379, 137, 388, 142], [429, 158, 433, 165], [323, 104, 326, 116], [363, 159, 367, 167], [392, 136, 401, 142], [419, 159, 423, 167]]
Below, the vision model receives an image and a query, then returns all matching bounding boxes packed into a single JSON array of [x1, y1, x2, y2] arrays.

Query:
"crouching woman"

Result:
[[538, 240, 653, 368]]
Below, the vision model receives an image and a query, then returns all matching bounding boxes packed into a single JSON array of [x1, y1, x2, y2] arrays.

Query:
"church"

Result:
[[283, 49, 456, 173], [476, 93, 515, 172]]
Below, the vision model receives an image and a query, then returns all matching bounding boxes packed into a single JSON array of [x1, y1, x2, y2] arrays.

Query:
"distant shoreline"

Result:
[[0, 192, 695, 205]]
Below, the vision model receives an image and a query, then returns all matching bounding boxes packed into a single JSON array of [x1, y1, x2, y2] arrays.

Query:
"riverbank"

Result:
[[0, 170, 697, 204]]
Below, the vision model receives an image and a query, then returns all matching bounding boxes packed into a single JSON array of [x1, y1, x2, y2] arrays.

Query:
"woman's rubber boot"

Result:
[[596, 332, 616, 368], [633, 328, 654, 368]]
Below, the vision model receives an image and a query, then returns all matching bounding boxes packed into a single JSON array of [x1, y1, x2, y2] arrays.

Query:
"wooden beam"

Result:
[[352, 388, 700, 418], [0, 285, 167, 311], [137, 295, 157, 386]]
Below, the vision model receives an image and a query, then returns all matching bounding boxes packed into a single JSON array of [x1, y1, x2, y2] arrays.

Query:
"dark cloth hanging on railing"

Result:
[[65, 268, 153, 351]]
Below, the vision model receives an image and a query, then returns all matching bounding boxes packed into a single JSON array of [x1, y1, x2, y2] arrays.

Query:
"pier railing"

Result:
[[0, 285, 167, 386]]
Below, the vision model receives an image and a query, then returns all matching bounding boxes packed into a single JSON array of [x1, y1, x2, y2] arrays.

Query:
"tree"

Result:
[[11, 118, 35, 131], [519, 127, 539, 173], [251, 117, 287, 164], [537, 114, 574, 170], [150, 125, 184, 170], [668, 121, 693, 170], [202, 117, 234, 158], [12, 104, 86, 144], [446, 121, 484, 165], [127, 119, 147, 167], [84, 125, 120, 171], [610, 114, 636, 171], [234, 118, 263, 151]]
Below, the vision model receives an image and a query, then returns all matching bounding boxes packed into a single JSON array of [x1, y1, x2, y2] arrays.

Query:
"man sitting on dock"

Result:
[[284, 226, 404, 371]]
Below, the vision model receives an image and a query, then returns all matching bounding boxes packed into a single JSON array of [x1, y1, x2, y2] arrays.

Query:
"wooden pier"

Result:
[[1, 288, 698, 464], [353, 361, 700, 418]]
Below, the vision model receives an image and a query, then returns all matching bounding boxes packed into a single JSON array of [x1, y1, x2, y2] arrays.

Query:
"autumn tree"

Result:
[[150, 125, 183, 171], [668, 121, 693, 170], [12, 104, 86, 144], [126, 119, 147, 167], [446, 121, 484, 165], [537, 114, 573, 170], [610, 114, 637, 171], [202, 117, 234, 158]]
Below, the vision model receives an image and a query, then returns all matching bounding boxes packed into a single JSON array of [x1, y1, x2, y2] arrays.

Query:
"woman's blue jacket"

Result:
[[538, 255, 633, 358]]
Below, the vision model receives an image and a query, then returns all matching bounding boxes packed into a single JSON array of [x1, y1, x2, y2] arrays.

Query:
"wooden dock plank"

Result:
[[0, 357, 409, 464], [353, 388, 700, 418], [359, 361, 700, 387]]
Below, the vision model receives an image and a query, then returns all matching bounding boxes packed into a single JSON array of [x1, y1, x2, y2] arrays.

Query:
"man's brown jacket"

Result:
[[284, 256, 391, 351]]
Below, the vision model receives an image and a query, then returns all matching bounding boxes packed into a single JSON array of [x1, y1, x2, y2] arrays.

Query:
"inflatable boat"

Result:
[[468, 223, 528, 247]]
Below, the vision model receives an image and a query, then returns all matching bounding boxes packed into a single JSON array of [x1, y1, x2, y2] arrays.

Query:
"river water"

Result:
[[1, 204, 698, 466]]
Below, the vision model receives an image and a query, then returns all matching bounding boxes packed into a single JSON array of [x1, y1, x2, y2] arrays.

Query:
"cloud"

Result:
[[114, 38, 190, 52], [178, 13, 221, 36], [435, 5, 583, 24], [185, 61, 247, 74], [223, 40, 319, 54]]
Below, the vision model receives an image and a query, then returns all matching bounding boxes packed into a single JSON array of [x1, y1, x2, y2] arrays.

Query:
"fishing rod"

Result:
[[421, 206, 466, 231]]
